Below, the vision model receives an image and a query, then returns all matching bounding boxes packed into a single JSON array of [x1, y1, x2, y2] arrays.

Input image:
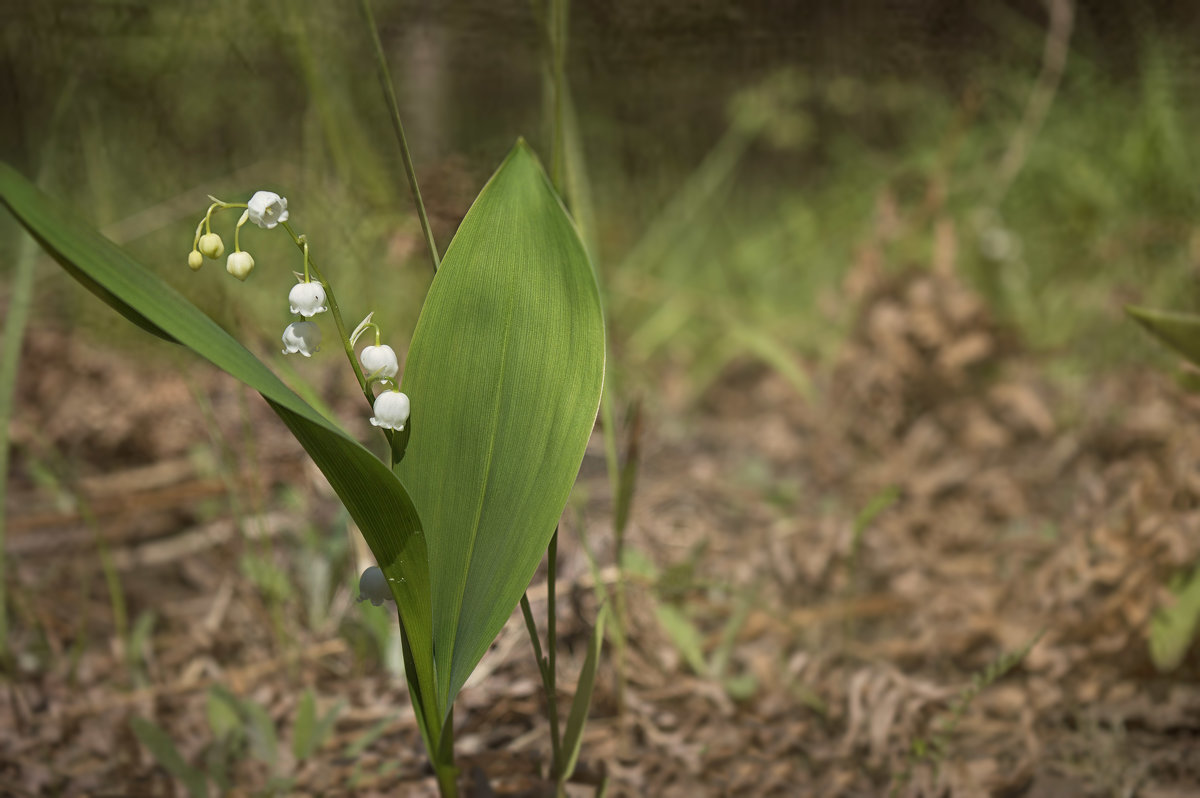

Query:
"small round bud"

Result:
[[226, 251, 255, 281], [198, 232, 225, 259], [188, 250, 204, 271], [360, 344, 399, 380], [370, 390, 410, 431], [281, 321, 322, 357], [289, 281, 328, 317]]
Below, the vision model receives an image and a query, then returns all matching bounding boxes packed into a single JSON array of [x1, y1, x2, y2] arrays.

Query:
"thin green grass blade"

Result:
[[558, 605, 606, 787], [396, 140, 605, 712], [0, 162, 437, 717], [313, 698, 346, 756], [0, 223, 38, 659], [1127, 305, 1200, 367], [207, 687, 242, 741], [1149, 566, 1200, 672], [129, 717, 208, 798], [655, 603, 709, 676], [292, 689, 318, 761], [242, 698, 279, 767]]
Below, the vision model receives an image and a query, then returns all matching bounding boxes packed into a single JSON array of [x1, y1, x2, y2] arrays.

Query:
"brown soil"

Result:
[[4, 261, 1200, 797]]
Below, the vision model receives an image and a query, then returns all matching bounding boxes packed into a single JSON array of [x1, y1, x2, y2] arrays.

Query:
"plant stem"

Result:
[[0, 223, 38, 661], [280, 224, 369, 397], [358, 0, 441, 275], [520, 594, 547, 668], [546, 529, 562, 771], [519, 530, 563, 776], [432, 708, 459, 798], [280, 222, 398, 454], [548, 0, 569, 193], [542, 1, 566, 744], [598, 388, 628, 710]]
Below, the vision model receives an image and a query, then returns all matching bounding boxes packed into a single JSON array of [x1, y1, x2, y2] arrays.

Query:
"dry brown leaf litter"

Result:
[[4, 262, 1200, 795]]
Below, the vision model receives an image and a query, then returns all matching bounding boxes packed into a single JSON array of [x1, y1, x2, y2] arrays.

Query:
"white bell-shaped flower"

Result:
[[288, 281, 328, 317], [198, 232, 225, 259], [370, 390, 410, 431], [357, 565, 395, 607], [281, 321, 321, 357], [360, 344, 399, 379], [188, 250, 203, 271], [247, 190, 289, 229], [226, 251, 255, 281]]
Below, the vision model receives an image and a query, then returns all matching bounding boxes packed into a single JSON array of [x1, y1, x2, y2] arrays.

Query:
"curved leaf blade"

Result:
[[559, 605, 606, 787], [1127, 305, 1200, 368], [397, 141, 605, 708], [0, 162, 436, 713]]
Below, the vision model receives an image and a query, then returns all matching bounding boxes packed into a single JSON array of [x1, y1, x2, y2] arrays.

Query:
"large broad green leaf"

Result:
[[0, 163, 436, 719], [1127, 305, 1200, 368], [397, 141, 605, 711]]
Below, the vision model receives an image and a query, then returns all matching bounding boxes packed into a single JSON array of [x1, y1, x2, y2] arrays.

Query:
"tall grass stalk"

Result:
[[516, 0, 576, 781], [548, 0, 569, 191], [358, 0, 440, 275], [991, 0, 1074, 203], [0, 223, 37, 661], [358, 2, 458, 791], [0, 75, 80, 660], [890, 631, 1044, 796]]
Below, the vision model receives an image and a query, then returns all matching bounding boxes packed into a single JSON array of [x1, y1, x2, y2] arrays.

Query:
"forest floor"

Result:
[[4, 258, 1200, 797]]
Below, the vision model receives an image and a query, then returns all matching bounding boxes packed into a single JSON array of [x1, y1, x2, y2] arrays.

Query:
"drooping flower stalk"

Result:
[[277, 222, 374, 410], [186, 193, 410, 447]]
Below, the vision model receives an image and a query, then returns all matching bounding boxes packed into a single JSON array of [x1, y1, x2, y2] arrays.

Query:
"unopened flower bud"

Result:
[[226, 250, 255, 281], [198, 232, 225, 259], [370, 390, 410, 431], [188, 250, 204, 270], [281, 321, 321, 357]]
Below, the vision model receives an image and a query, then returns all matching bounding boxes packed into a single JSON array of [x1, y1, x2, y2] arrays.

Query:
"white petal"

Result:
[[370, 390, 410, 431], [288, 282, 328, 317], [360, 345, 399, 379], [281, 321, 321, 357], [247, 191, 288, 229]]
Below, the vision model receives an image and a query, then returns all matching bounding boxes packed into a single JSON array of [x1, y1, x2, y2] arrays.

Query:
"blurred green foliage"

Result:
[[3, 3, 1199, 400]]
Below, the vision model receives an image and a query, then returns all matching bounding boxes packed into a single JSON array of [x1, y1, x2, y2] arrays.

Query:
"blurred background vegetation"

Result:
[[3, 0, 1200, 397], [6, 3, 1200, 791]]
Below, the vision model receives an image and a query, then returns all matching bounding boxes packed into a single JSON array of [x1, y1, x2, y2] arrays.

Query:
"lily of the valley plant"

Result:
[[0, 140, 605, 795]]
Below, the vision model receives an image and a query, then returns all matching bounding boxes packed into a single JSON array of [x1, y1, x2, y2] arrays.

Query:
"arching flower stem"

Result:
[[350, 318, 383, 349], [233, 209, 249, 254], [279, 221, 383, 423]]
